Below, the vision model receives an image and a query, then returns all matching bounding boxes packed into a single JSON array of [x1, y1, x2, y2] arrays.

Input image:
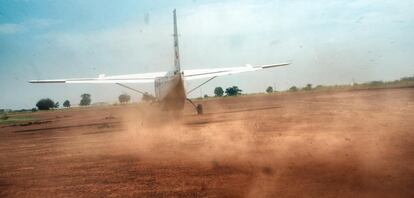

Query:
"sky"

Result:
[[0, 0, 413, 109]]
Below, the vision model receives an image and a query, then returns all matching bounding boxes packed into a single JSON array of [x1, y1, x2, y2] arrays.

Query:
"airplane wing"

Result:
[[29, 63, 289, 83], [183, 62, 289, 80], [29, 71, 167, 84]]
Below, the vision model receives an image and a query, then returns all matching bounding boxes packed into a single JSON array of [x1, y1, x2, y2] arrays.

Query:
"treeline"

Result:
[[34, 94, 90, 111], [207, 75, 414, 99], [30, 92, 149, 111], [4, 75, 412, 113], [285, 75, 414, 93]]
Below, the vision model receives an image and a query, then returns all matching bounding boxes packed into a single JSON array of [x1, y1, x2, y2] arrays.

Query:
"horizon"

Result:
[[1, 74, 412, 111], [1, 0, 413, 109]]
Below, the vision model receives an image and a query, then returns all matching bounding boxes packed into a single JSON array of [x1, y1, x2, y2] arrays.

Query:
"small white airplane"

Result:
[[30, 9, 289, 114]]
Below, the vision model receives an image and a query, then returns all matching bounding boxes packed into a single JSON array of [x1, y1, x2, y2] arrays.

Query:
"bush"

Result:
[[302, 84, 312, 91], [63, 100, 71, 108], [314, 85, 324, 90], [36, 98, 56, 110], [400, 76, 414, 82], [80, 94, 91, 106], [367, 81, 384, 86], [214, 87, 224, 97], [266, 86, 273, 93], [225, 86, 242, 96], [289, 86, 298, 92], [142, 92, 155, 102], [118, 94, 131, 104], [0, 114, 9, 120]]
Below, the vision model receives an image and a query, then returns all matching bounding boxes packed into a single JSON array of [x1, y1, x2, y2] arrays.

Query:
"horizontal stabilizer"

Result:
[[29, 63, 290, 84], [183, 62, 290, 81], [29, 72, 167, 84]]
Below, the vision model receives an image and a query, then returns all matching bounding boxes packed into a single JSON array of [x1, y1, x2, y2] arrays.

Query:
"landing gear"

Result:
[[186, 98, 203, 115], [196, 104, 203, 115]]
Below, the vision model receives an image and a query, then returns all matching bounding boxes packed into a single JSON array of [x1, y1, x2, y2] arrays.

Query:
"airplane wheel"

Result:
[[196, 104, 203, 115]]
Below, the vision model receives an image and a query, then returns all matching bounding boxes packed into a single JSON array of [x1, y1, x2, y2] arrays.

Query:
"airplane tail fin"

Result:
[[173, 9, 181, 73]]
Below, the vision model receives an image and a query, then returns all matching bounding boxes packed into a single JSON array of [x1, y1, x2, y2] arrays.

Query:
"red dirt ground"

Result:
[[1, 88, 413, 197]]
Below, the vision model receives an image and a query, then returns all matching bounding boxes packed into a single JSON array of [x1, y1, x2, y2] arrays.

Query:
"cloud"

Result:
[[33, 0, 413, 80], [0, 23, 24, 34], [25, 18, 61, 28], [0, 18, 60, 35]]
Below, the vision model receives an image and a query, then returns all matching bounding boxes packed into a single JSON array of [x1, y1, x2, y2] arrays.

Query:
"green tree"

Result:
[[54, 102, 59, 108], [400, 76, 414, 82], [118, 94, 131, 104], [289, 86, 298, 92], [36, 98, 56, 110], [142, 92, 155, 102], [266, 86, 273, 93], [63, 100, 71, 108], [225, 86, 242, 96], [79, 94, 91, 106], [214, 87, 224, 97], [303, 84, 312, 91]]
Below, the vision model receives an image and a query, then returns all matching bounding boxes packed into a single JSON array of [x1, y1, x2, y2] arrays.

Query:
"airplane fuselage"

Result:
[[154, 73, 186, 110]]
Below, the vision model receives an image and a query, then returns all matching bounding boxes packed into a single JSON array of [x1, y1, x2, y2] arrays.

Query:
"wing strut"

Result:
[[116, 83, 146, 94], [186, 76, 217, 95]]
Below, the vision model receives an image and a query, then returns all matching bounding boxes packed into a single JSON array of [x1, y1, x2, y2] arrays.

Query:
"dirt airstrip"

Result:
[[0, 88, 413, 197]]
